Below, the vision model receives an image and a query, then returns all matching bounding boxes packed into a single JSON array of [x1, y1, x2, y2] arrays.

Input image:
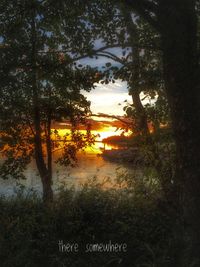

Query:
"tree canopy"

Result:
[[0, 0, 98, 201]]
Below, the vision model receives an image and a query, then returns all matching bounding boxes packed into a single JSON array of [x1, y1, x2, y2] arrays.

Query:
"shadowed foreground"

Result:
[[0, 178, 176, 267]]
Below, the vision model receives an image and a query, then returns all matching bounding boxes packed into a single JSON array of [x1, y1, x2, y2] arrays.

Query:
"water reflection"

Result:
[[0, 142, 130, 196]]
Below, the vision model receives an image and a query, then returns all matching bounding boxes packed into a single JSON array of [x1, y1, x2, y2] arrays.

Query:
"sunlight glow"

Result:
[[51, 127, 131, 154], [53, 127, 129, 142]]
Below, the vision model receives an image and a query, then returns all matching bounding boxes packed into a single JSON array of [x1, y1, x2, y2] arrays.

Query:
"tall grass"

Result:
[[0, 173, 176, 267]]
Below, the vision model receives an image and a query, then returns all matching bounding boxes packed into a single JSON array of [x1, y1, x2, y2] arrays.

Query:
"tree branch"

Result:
[[91, 113, 132, 125], [95, 52, 124, 64]]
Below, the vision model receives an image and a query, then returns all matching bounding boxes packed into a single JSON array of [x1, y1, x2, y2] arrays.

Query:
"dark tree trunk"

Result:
[[122, 7, 176, 200], [158, 0, 200, 264], [131, 88, 150, 136], [31, 11, 53, 204], [124, 0, 200, 263], [121, 7, 150, 136], [46, 109, 53, 183], [34, 132, 53, 203], [123, 8, 176, 201]]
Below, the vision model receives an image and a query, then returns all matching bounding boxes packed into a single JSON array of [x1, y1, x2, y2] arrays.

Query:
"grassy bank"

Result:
[[0, 176, 176, 267]]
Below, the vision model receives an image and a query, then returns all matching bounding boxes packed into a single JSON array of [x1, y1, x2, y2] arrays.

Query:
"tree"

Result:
[[0, 0, 96, 203], [85, 1, 167, 137], [109, 0, 200, 264], [86, 0, 172, 187], [85, 0, 200, 263]]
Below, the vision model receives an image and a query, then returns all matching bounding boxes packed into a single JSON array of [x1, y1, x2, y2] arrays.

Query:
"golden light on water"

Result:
[[52, 127, 128, 142], [51, 127, 130, 154]]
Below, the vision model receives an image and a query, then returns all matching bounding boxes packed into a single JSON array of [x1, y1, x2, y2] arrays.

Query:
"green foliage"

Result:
[[0, 178, 175, 267], [85, 2, 170, 135], [0, 0, 97, 180]]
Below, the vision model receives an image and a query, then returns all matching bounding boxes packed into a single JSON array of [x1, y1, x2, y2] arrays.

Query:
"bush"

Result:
[[0, 177, 175, 267]]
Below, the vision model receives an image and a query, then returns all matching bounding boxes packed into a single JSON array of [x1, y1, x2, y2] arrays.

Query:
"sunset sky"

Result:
[[83, 80, 132, 116], [75, 49, 132, 137], [57, 46, 151, 138], [78, 47, 132, 116], [56, 79, 132, 140], [55, 51, 155, 139]]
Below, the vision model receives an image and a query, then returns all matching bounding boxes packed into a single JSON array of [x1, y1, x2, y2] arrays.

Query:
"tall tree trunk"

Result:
[[121, 6, 150, 136], [158, 0, 200, 264], [131, 88, 150, 136], [31, 11, 53, 203], [46, 105, 53, 182], [121, 6, 176, 200], [124, 0, 200, 263]]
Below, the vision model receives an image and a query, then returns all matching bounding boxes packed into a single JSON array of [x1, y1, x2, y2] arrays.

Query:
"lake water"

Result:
[[0, 142, 133, 196]]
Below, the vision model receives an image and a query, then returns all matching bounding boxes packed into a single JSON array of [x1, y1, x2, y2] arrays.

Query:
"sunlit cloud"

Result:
[[82, 80, 132, 116]]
